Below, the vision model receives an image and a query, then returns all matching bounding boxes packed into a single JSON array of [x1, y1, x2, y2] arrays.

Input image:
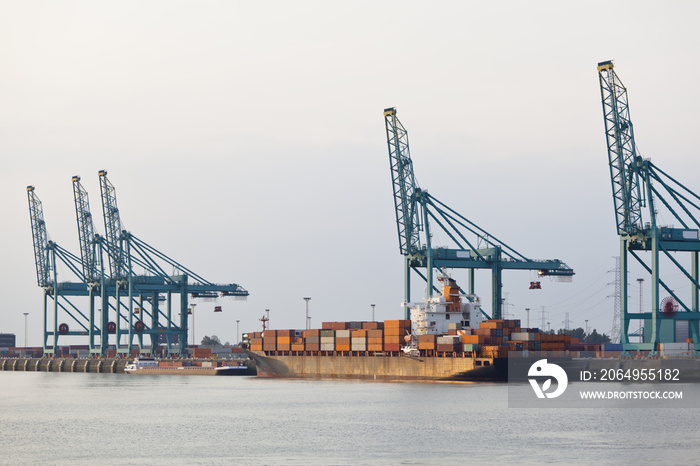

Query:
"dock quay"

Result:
[[0, 358, 256, 375]]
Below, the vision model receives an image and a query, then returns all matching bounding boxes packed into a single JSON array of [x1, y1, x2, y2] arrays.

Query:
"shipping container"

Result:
[[362, 322, 384, 330], [384, 319, 411, 328], [306, 343, 320, 351]]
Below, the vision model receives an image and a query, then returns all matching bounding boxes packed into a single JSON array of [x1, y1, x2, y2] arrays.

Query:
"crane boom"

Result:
[[27, 186, 52, 288], [72, 176, 98, 282], [598, 60, 644, 236], [384, 107, 421, 255], [383, 107, 573, 319], [99, 170, 126, 278]]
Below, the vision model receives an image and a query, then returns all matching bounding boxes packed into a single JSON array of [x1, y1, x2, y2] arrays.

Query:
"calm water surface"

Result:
[[1, 372, 698, 465]]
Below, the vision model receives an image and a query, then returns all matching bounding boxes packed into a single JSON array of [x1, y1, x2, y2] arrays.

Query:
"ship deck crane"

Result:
[[384, 107, 574, 320], [598, 60, 700, 351]]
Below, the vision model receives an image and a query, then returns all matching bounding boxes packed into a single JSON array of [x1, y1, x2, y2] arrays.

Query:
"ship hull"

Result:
[[125, 366, 250, 376], [247, 351, 507, 382]]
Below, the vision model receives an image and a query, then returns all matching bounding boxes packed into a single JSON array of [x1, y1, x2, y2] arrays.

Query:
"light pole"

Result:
[[23, 313, 29, 347], [190, 303, 197, 346], [303, 298, 311, 329], [236, 320, 240, 345], [585, 319, 589, 336], [371, 304, 376, 322], [637, 278, 644, 343]]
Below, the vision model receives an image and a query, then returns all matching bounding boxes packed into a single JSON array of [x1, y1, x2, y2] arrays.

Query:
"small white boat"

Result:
[[124, 357, 159, 373]]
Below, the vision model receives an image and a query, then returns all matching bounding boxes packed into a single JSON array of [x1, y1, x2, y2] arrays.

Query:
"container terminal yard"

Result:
[[5, 61, 700, 379]]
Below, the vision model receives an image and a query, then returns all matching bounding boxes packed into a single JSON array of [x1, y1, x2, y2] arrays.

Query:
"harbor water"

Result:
[[1, 372, 698, 465]]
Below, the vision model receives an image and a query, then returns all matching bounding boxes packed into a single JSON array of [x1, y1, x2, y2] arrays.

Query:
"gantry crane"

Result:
[[598, 60, 700, 351], [28, 172, 249, 356], [384, 107, 574, 320], [28, 186, 94, 354], [73, 175, 110, 352]]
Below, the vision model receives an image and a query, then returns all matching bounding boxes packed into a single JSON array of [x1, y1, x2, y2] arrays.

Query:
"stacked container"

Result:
[[320, 329, 335, 351], [351, 329, 367, 351], [384, 320, 410, 352], [305, 329, 320, 351], [336, 329, 351, 351], [367, 329, 384, 351]]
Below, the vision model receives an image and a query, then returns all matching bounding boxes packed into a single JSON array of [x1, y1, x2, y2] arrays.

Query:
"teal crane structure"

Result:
[[383, 107, 574, 320], [598, 60, 700, 351], [27, 172, 249, 356]]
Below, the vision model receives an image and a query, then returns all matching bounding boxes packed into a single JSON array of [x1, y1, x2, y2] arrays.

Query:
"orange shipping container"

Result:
[[384, 320, 410, 328], [384, 343, 401, 351], [368, 337, 383, 345], [384, 335, 401, 344], [351, 329, 368, 337], [291, 344, 305, 351], [193, 348, 212, 358], [368, 329, 384, 338], [336, 344, 350, 351], [384, 327, 409, 337], [367, 344, 383, 351], [461, 334, 480, 344], [277, 336, 292, 344]]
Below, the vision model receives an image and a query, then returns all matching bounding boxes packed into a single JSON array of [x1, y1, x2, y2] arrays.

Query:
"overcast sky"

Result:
[[2, 1, 700, 346]]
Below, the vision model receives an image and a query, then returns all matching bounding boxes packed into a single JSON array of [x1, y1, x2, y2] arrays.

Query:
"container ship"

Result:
[[244, 278, 611, 382], [125, 357, 249, 376]]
